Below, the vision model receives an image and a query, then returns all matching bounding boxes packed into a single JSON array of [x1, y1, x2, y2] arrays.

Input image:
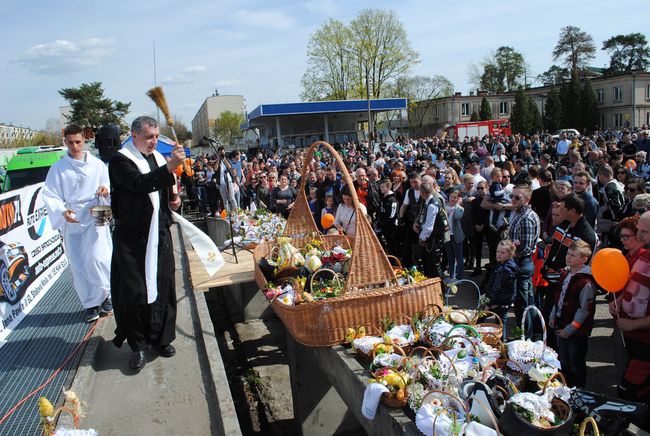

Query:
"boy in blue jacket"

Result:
[[483, 240, 518, 333]]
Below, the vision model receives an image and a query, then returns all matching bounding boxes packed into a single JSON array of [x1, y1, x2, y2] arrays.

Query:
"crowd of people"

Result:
[[184, 126, 650, 425], [45, 117, 650, 421]]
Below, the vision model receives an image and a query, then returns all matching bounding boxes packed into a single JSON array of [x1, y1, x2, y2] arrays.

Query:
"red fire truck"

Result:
[[446, 119, 512, 140]]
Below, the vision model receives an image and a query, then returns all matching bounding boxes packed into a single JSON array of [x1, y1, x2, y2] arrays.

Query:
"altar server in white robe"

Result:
[[42, 124, 112, 323]]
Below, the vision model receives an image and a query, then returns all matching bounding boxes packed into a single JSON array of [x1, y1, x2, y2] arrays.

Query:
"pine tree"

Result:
[[469, 111, 480, 121], [510, 87, 531, 134], [544, 87, 563, 132], [580, 78, 599, 132], [561, 72, 582, 129], [528, 98, 543, 133], [479, 96, 492, 120]]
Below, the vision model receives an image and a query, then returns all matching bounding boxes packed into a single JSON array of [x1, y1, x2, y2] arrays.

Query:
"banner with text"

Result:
[[0, 183, 68, 347]]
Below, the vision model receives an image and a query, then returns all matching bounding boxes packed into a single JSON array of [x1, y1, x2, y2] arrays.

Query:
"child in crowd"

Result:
[[308, 187, 319, 221], [488, 167, 510, 231], [320, 195, 337, 233], [549, 240, 596, 388], [483, 240, 518, 333]]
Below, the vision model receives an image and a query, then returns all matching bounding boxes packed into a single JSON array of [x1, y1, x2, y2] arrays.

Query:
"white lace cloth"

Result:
[[506, 340, 561, 373], [372, 352, 405, 368], [386, 324, 416, 346], [352, 336, 383, 354]]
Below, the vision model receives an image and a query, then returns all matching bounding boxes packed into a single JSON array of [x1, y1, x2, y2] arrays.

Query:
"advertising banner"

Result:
[[0, 183, 68, 347]]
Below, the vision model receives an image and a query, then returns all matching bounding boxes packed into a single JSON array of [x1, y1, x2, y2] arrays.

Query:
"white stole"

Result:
[[118, 143, 166, 303], [118, 143, 225, 304]]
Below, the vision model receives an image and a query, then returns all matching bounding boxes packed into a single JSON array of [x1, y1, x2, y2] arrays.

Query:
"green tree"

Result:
[[58, 82, 131, 131], [159, 114, 192, 142], [602, 33, 650, 75], [560, 72, 582, 129], [537, 65, 570, 86], [543, 87, 563, 132], [470, 46, 526, 93], [510, 87, 531, 134], [580, 78, 599, 132], [213, 111, 245, 146], [469, 111, 480, 121], [300, 19, 355, 101], [552, 26, 596, 73], [479, 96, 492, 120], [527, 98, 543, 133]]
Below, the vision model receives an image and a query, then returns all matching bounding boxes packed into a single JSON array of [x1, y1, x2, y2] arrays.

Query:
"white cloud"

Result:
[[232, 10, 295, 31], [183, 65, 207, 73], [162, 64, 209, 84], [214, 79, 241, 88], [15, 38, 114, 74]]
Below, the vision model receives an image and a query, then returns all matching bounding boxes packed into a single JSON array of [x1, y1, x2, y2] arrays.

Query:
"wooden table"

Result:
[[187, 246, 255, 291]]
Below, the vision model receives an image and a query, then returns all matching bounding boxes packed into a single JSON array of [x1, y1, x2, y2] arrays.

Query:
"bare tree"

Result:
[[386, 75, 453, 137]]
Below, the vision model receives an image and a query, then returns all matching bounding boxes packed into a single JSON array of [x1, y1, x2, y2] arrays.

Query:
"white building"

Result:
[[191, 95, 245, 146], [0, 123, 40, 146]]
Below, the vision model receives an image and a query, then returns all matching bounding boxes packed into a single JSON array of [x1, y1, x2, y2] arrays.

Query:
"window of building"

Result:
[[600, 114, 605, 129], [614, 86, 623, 101], [646, 84, 650, 99], [597, 88, 604, 103], [614, 113, 623, 127], [499, 102, 508, 114], [461, 103, 470, 116], [647, 112, 650, 126], [434, 106, 439, 118]]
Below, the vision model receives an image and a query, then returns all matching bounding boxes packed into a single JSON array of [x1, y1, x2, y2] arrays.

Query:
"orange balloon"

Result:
[[592, 248, 629, 292], [220, 209, 227, 219], [321, 213, 335, 229]]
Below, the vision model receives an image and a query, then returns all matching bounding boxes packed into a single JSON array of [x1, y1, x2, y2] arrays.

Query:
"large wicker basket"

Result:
[[253, 141, 443, 347]]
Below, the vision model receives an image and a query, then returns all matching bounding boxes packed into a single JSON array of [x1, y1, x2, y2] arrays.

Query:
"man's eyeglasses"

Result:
[[502, 175, 510, 178], [476, 187, 485, 190], [620, 233, 635, 241], [512, 194, 523, 201]]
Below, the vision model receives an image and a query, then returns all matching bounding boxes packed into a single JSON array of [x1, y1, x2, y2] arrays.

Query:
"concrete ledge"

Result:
[[287, 334, 418, 435], [178, 225, 243, 436]]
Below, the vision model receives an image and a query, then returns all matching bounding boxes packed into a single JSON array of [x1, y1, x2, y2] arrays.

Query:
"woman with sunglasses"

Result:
[[615, 164, 630, 185]]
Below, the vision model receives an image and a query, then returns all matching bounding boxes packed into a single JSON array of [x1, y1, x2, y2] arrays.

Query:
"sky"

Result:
[[0, 0, 648, 131]]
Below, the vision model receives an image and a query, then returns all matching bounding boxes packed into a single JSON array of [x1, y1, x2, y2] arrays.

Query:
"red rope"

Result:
[[0, 316, 105, 426]]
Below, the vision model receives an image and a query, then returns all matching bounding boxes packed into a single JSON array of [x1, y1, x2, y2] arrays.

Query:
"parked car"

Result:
[[0, 242, 31, 305], [551, 129, 581, 140]]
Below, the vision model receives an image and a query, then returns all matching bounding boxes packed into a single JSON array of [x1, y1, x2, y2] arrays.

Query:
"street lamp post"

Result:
[[365, 63, 373, 157]]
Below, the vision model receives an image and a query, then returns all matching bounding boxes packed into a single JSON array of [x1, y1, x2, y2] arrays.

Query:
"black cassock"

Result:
[[109, 152, 177, 351]]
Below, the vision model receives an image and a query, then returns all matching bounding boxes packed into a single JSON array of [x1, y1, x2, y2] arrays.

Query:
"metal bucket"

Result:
[[90, 205, 112, 226]]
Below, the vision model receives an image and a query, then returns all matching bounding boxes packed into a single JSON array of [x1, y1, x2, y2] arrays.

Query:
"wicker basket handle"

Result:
[[478, 311, 504, 329], [371, 342, 407, 360], [285, 141, 396, 290], [445, 324, 482, 339], [579, 416, 600, 436], [309, 268, 345, 296], [521, 305, 548, 359], [541, 372, 568, 394]]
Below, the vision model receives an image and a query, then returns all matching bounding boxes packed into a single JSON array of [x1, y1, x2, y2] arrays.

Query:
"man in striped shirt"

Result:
[[498, 184, 541, 327]]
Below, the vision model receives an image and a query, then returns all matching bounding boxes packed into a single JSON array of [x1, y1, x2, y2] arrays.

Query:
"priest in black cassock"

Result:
[[109, 115, 185, 371]]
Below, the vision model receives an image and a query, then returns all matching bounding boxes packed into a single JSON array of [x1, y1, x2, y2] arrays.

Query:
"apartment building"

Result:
[[410, 71, 650, 136], [191, 95, 245, 146]]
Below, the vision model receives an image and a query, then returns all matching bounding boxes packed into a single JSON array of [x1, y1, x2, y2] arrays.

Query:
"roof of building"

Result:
[[246, 98, 407, 122]]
